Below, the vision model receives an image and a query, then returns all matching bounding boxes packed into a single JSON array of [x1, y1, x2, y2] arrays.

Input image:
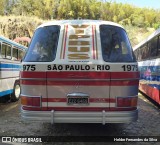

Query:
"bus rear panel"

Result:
[[21, 20, 139, 124]]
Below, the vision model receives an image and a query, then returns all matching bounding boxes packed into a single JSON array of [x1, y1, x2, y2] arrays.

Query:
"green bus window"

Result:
[[12, 47, 18, 60]]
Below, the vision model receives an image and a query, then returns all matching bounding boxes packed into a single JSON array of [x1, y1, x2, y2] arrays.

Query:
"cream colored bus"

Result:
[[20, 20, 139, 124]]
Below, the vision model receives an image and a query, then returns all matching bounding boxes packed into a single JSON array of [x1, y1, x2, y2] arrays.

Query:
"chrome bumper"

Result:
[[21, 108, 138, 125]]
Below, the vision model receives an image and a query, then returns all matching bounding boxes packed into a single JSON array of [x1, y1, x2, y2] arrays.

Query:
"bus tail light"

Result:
[[21, 96, 41, 107], [117, 96, 137, 107]]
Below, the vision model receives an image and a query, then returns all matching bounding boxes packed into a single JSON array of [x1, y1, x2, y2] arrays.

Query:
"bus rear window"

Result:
[[100, 25, 135, 62], [24, 25, 60, 62]]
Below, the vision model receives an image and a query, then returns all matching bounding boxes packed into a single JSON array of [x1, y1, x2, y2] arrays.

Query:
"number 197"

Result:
[[122, 65, 138, 71]]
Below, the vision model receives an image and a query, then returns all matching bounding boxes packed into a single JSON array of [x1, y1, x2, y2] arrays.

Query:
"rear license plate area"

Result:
[[68, 97, 89, 105], [67, 93, 89, 105]]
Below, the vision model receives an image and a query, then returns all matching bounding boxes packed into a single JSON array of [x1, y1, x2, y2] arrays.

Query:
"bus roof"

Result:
[[133, 28, 160, 51], [0, 35, 27, 51], [37, 19, 124, 30]]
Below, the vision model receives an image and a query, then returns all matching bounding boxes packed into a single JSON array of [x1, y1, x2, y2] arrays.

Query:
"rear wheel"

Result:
[[0, 95, 10, 103], [11, 81, 20, 102]]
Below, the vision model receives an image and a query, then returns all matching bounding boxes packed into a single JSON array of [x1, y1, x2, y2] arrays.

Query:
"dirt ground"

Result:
[[0, 93, 160, 145]]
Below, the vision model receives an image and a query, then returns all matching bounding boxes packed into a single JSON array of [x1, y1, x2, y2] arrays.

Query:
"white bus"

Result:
[[133, 28, 160, 105], [0, 36, 27, 102], [21, 20, 139, 124]]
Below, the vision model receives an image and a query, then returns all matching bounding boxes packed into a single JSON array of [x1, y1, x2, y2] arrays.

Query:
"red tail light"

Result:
[[21, 96, 41, 107], [117, 96, 137, 107]]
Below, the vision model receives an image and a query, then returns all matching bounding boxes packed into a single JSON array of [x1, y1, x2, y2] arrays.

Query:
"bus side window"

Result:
[[138, 47, 142, 61], [157, 35, 160, 56], [0, 42, 1, 52], [100, 25, 135, 62], [1, 43, 11, 59], [1, 43, 6, 58], [134, 49, 138, 61], [12, 47, 18, 61], [141, 44, 149, 60], [24, 25, 60, 62], [150, 37, 158, 58], [18, 50, 24, 60], [109, 33, 123, 61]]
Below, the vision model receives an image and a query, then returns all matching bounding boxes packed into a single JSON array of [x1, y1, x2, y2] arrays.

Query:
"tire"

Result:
[[11, 81, 21, 102], [0, 95, 10, 103]]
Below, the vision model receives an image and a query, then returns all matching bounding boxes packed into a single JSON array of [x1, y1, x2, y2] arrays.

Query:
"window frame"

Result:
[[12, 47, 19, 61], [24, 25, 60, 62], [100, 24, 136, 62], [1, 42, 12, 59]]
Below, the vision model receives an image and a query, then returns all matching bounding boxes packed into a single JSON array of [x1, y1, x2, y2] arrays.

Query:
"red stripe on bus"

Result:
[[20, 71, 46, 78], [47, 81, 110, 86], [90, 98, 116, 103], [21, 80, 138, 86], [139, 83, 160, 104], [111, 72, 140, 79], [42, 98, 67, 102], [110, 80, 139, 86], [22, 106, 137, 111], [21, 71, 139, 79], [42, 98, 116, 103], [20, 80, 46, 85]]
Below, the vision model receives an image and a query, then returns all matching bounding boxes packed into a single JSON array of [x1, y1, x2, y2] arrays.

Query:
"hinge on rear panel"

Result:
[[102, 110, 106, 125], [51, 110, 54, 124]]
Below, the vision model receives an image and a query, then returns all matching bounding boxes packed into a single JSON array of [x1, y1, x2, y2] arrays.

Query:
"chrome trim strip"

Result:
[[111, 78, 139, 81], [40, 96, 42, 108], [67, 92, 89, 97], [51, 110, 54, 124], [21, 108, 138, 124], [20, 78, 139, 81], [102, 110, 105, 125], [20, 78, 46, 81], [21, 105, 41, 108], [21, 94, 41, 98]]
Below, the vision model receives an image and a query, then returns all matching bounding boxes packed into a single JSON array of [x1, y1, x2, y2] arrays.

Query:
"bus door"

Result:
[[46, 24, 111, 112], [100, 25, 139, 111], [46, 70, 111, 112]]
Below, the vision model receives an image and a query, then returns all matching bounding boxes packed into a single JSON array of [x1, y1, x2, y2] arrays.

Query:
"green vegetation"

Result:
[[124, 25, 155, 47], [0, 15, 44, 39], [0, 0, 159, 46], [2, 0, 159, 29]]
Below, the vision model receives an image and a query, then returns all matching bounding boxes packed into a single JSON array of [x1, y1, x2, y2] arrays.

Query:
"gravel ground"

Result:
[[0, 93, 159, 145]]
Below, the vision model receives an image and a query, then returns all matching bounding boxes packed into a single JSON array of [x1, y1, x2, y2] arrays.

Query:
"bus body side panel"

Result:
[[139, 60, 160, 105], [0, 61, 20, 97]]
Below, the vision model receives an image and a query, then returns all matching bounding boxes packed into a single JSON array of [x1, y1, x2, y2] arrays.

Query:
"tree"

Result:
[[0, 0, 5, 15], [11, 0, 59, 19], [58, 0, 91, 19], [4, 0, 160, 28]]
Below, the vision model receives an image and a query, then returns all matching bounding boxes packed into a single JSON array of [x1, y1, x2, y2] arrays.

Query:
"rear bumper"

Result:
[[21, 108, 138, 124]]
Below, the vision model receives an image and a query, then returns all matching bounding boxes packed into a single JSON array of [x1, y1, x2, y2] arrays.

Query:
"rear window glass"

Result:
[[100, 25, 135, 62], [24, 25, 60, 62]]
